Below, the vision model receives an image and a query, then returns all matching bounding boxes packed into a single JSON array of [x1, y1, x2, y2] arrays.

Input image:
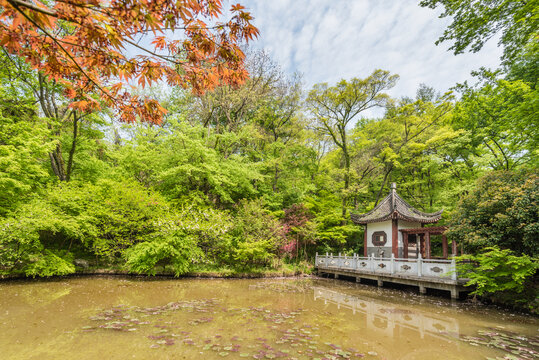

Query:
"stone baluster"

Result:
[[417, 253, 423, 277], [451, 257, 457, 280]]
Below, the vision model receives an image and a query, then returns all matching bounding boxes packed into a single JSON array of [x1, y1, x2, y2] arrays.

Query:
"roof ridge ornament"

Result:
[[390, 182, 397, 211]]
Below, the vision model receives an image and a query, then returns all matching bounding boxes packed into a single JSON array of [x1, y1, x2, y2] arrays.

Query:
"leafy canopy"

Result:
[[0, 0, 258, 123], [448, 170, 538, 257], [420, 0, 539, 65], [457, 246, 538, 297]]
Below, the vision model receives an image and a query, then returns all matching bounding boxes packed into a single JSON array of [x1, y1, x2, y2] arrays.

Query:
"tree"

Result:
[[419, 0, 538, 65], [353, 89, 453, 207], [454, 71, 539, 170], [457, 247, 538, 297], [306, 70, 399, 216], [0, 0, 258, 123], [448, 170, 538, 257], [456, 247, 538, 312], [0, 78, 53, 213], [0, 51, 107, 181]]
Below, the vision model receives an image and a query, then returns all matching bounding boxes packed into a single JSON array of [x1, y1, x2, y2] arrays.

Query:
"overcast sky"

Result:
[[239, 0, 502, 104]]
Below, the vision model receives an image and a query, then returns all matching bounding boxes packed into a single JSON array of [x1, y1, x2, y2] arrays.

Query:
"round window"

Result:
[[372, 231, 387, 246]]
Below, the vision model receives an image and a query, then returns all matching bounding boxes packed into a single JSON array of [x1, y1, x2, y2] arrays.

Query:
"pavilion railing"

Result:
[[315, 253, 458, 281]]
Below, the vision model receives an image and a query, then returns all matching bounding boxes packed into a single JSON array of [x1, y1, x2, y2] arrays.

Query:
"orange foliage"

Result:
[[0, 0, 259, 124]]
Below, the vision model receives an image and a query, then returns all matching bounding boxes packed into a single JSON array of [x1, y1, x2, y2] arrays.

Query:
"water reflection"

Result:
[[313, 286, 460, 343], [1, 278, 535, 360]]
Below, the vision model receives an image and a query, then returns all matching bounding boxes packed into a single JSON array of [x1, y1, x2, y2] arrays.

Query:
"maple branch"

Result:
[[123, 38, 181, 64], [8, 0, 117, 103], [124, 25, 226, 36], [6, 0, 57, 17]]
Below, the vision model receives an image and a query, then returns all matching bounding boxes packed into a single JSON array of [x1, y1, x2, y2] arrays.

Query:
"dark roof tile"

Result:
[[350, 186, 442, 225]]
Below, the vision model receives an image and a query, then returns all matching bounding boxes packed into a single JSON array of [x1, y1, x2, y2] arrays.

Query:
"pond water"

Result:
[[0, 277, 537, 360]]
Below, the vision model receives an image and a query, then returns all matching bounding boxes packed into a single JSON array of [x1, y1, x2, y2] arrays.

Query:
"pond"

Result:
[[0, 277, 537, 360]]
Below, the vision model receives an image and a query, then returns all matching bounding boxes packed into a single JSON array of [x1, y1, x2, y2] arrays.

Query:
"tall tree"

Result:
[[1, 51, 100, 181], [454, 71, 539, 170], [420, 0, 538, 65], [306, 70, 398, 216], [0, 0, 258, 123]]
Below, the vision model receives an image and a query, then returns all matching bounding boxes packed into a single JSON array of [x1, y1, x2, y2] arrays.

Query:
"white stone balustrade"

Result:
[[315, 252, 458, 280]]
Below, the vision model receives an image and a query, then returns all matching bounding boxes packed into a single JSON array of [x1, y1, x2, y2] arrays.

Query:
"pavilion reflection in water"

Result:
[[313, 286, 461, 344]]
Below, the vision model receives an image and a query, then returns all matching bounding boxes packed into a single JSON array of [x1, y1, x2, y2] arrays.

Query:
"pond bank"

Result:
[[0, 266, 312, 281]]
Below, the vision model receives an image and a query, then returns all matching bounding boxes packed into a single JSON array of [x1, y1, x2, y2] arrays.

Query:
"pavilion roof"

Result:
[[350, 184, 443, 225]]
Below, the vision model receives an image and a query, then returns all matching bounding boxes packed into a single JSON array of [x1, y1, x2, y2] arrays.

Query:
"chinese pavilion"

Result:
[[351, 183, 455, 259]]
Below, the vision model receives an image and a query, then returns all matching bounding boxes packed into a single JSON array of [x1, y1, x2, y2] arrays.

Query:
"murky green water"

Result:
[[0, 277, 537, 360]]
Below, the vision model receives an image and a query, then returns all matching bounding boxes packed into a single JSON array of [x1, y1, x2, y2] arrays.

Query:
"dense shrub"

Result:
[[0, 179, 169, 276], [457, 247, 538, 313], [448, 170, 538, 257]]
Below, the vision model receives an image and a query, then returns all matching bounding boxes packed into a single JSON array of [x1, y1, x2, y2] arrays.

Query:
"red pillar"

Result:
[[452, 239, 457, 255], [392, 219, 398, 258], [442, 235, 448, 259], [425, 231, 431, 259], [403, 232, 408, 258], [364, 225, 368, 257]]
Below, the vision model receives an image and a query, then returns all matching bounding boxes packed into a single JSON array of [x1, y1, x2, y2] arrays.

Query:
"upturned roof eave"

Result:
[[350, 188, 443, 225], [350, 210, 443, 225]]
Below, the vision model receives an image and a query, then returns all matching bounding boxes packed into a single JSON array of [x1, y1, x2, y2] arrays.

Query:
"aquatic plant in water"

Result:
[[82, 298, 374, 359], [460, 327, 539, 360]]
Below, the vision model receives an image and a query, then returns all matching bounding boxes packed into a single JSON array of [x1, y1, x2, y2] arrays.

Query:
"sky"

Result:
[[238, 0, 502, 104]]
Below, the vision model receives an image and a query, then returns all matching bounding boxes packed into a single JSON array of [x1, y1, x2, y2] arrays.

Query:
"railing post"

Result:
[[451, 257, 457, 281], [417, 254, 423, 277], [315, 252, 318, 266], [390, 253, 395, 274], [370, 254, 375, 273]]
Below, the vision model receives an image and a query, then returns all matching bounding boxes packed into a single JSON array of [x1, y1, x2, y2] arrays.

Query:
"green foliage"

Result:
[[306, 70, 399, 215], [448, 170, 538, 257], [24, 250, 76, 278], [118, 119, 264, 207], [124, 219, 203, 276], [420, 0, 539, 65], [0, 96, 53, 215], [227, 200, 282, 267], [456, 247, 538, 310], [84, 179, 170, 257], [454, 73, 539, 170], [0, 178, 169, 275]]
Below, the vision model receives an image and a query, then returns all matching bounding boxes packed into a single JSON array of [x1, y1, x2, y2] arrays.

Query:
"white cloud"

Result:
[[238, 0, 502, 117]]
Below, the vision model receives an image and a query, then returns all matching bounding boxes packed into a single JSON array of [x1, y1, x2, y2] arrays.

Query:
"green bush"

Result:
[[448, 170, 538, 257], [0, 178, 169, 275], [457, 247, 538, 312], [24, 250, 76, 278], [226, 200, 283, 268], [124, 226, 202, 276]]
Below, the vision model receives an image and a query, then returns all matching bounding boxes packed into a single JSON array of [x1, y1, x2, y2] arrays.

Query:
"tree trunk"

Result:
[[374, 166, 393, 206], [66, 112, 79, 182], [341, 146, 350, 220], [50, 144, 66, 181]]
